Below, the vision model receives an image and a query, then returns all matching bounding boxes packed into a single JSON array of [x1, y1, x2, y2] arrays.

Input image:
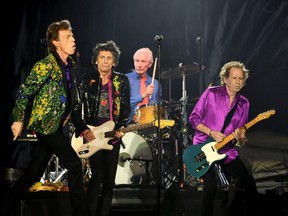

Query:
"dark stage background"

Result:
[[1, 0, 288, 194]]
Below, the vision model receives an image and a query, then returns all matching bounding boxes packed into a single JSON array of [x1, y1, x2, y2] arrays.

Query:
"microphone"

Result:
[[121, 156, 131, 162], [196, 37, 203, 44], [154, 35, 164, 42]]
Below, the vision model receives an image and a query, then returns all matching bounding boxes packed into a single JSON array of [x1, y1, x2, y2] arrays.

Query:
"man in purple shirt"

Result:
[[188, 61, 258, 216]]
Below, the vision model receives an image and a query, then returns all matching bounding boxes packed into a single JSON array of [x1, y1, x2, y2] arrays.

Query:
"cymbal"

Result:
[[161, 64, 205, 79]]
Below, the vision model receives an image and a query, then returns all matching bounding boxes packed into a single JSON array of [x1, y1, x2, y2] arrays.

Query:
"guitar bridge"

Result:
[[195, 162, 209, 173]]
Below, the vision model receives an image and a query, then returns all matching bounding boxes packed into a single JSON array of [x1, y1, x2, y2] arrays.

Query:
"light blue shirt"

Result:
[[125, 69, 162, 123]]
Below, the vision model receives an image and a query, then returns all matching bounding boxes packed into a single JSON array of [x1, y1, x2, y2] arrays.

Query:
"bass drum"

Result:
[[115, 132, 153, 185]]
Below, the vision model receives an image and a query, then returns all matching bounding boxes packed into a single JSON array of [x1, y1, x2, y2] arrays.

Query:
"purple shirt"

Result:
[[188, 85, 249, 164]]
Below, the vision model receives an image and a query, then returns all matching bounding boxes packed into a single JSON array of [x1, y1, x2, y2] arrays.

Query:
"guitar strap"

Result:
[[221, 100, 239, 133], [215, 100, 239, 189]]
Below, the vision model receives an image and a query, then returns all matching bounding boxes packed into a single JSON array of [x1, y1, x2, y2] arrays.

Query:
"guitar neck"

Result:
[[104, 122, 154, 138], [214, 115, 258, 150], [121, 122, 155, 133], [104, 119, 175, 138]]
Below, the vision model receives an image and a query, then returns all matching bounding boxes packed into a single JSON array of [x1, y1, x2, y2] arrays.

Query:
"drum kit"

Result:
[[115, 63, 205, 189]]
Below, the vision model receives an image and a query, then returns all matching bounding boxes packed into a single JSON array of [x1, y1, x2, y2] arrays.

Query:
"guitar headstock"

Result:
[[257, 109, 276, 120]]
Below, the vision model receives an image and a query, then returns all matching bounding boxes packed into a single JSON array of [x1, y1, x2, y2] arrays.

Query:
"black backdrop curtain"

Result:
[[1, 0, 288, 187]]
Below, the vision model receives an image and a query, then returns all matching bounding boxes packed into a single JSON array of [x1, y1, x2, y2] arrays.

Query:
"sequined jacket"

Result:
[[71, 69, 131, 137], [12, 52, 75, 135]]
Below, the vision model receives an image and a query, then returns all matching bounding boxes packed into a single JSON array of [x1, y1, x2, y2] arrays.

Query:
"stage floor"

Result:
[[3, 184, 288, 216], [2, 130, 288, 215]]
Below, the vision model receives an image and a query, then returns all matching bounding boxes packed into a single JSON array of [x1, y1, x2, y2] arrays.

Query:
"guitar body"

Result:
[[183, 138, 227, 178], [71, 121, 115, 159]]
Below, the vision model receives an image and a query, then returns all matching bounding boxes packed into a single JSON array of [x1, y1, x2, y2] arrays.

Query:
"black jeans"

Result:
[[201, 157, 258, 216], [87, 142, 120, 216]]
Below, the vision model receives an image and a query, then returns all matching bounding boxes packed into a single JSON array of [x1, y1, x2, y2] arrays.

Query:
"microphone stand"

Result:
[[155, 35, 163, 216], [196, 37, 204, 95]]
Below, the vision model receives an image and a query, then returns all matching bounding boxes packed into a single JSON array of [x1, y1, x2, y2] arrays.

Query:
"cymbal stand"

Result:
[[179, 64, 191, 187], [179, 63, 189, 148], [196, 37, 204, 94]]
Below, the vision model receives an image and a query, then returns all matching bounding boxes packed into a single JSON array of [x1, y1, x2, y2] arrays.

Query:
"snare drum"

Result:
[[115, 132, 153, 185]]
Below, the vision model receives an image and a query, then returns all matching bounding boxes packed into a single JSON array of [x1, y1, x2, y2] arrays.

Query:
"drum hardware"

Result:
[[118, 153, 153, 169], [162, 63, 196, 148], [149, 135, 181, 189], [115, 132, 153, 185], [42, 154, 68, 185], [53, 168, 68, 183], [160, 63, 205, 80], [119, 154, 154, 184]]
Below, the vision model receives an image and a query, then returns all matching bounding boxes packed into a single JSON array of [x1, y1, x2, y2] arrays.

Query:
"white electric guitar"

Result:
[[71, 120, 175, 159]]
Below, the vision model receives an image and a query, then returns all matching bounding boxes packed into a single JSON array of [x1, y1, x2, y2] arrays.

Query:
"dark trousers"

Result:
[[201, 157, 258, 216], [0, 128, 89, 216], [87, 142, 120, 216]]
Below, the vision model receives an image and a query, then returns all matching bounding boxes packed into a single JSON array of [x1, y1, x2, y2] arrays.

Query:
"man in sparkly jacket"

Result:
[[2, 19, 90, 216]]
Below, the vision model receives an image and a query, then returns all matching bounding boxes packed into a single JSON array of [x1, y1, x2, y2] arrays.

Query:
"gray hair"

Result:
[[133, 48, 154, 64], [219, 61, 249, 86]]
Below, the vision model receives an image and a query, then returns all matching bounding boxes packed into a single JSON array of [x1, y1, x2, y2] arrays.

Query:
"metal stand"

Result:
[[179, 63, 189, 148], [196, 37, 205, 95], [43, 154, 68, 184], [178, 64, 189, 188], [155, 35, 163, 216]]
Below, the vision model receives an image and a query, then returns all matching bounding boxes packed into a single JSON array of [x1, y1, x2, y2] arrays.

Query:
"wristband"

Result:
[[208, 129, 212, 137]]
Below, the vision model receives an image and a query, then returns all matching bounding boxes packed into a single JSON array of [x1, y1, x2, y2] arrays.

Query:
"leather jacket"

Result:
[[71, 69, 131, 137]]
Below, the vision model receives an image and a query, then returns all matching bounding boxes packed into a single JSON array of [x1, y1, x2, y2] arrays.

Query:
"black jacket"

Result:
[[71, 69, 130, 137]]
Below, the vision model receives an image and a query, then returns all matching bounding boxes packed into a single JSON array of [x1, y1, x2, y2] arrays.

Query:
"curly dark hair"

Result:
[[46, 19, 72, 53], [91, 40, 121, 67]]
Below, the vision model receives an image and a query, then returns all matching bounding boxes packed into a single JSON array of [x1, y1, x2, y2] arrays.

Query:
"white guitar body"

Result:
[[201, 141, 227, 164], [71, 121, 115, 159]]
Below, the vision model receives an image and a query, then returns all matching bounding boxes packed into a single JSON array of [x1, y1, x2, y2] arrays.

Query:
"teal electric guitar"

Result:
[[183, 109, 275, 178]]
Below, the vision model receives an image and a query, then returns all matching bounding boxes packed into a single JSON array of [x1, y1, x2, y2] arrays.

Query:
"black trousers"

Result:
[[0, 128, 89, 216], [201, 157, 258, 216], [87, 142, 120, 216]]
